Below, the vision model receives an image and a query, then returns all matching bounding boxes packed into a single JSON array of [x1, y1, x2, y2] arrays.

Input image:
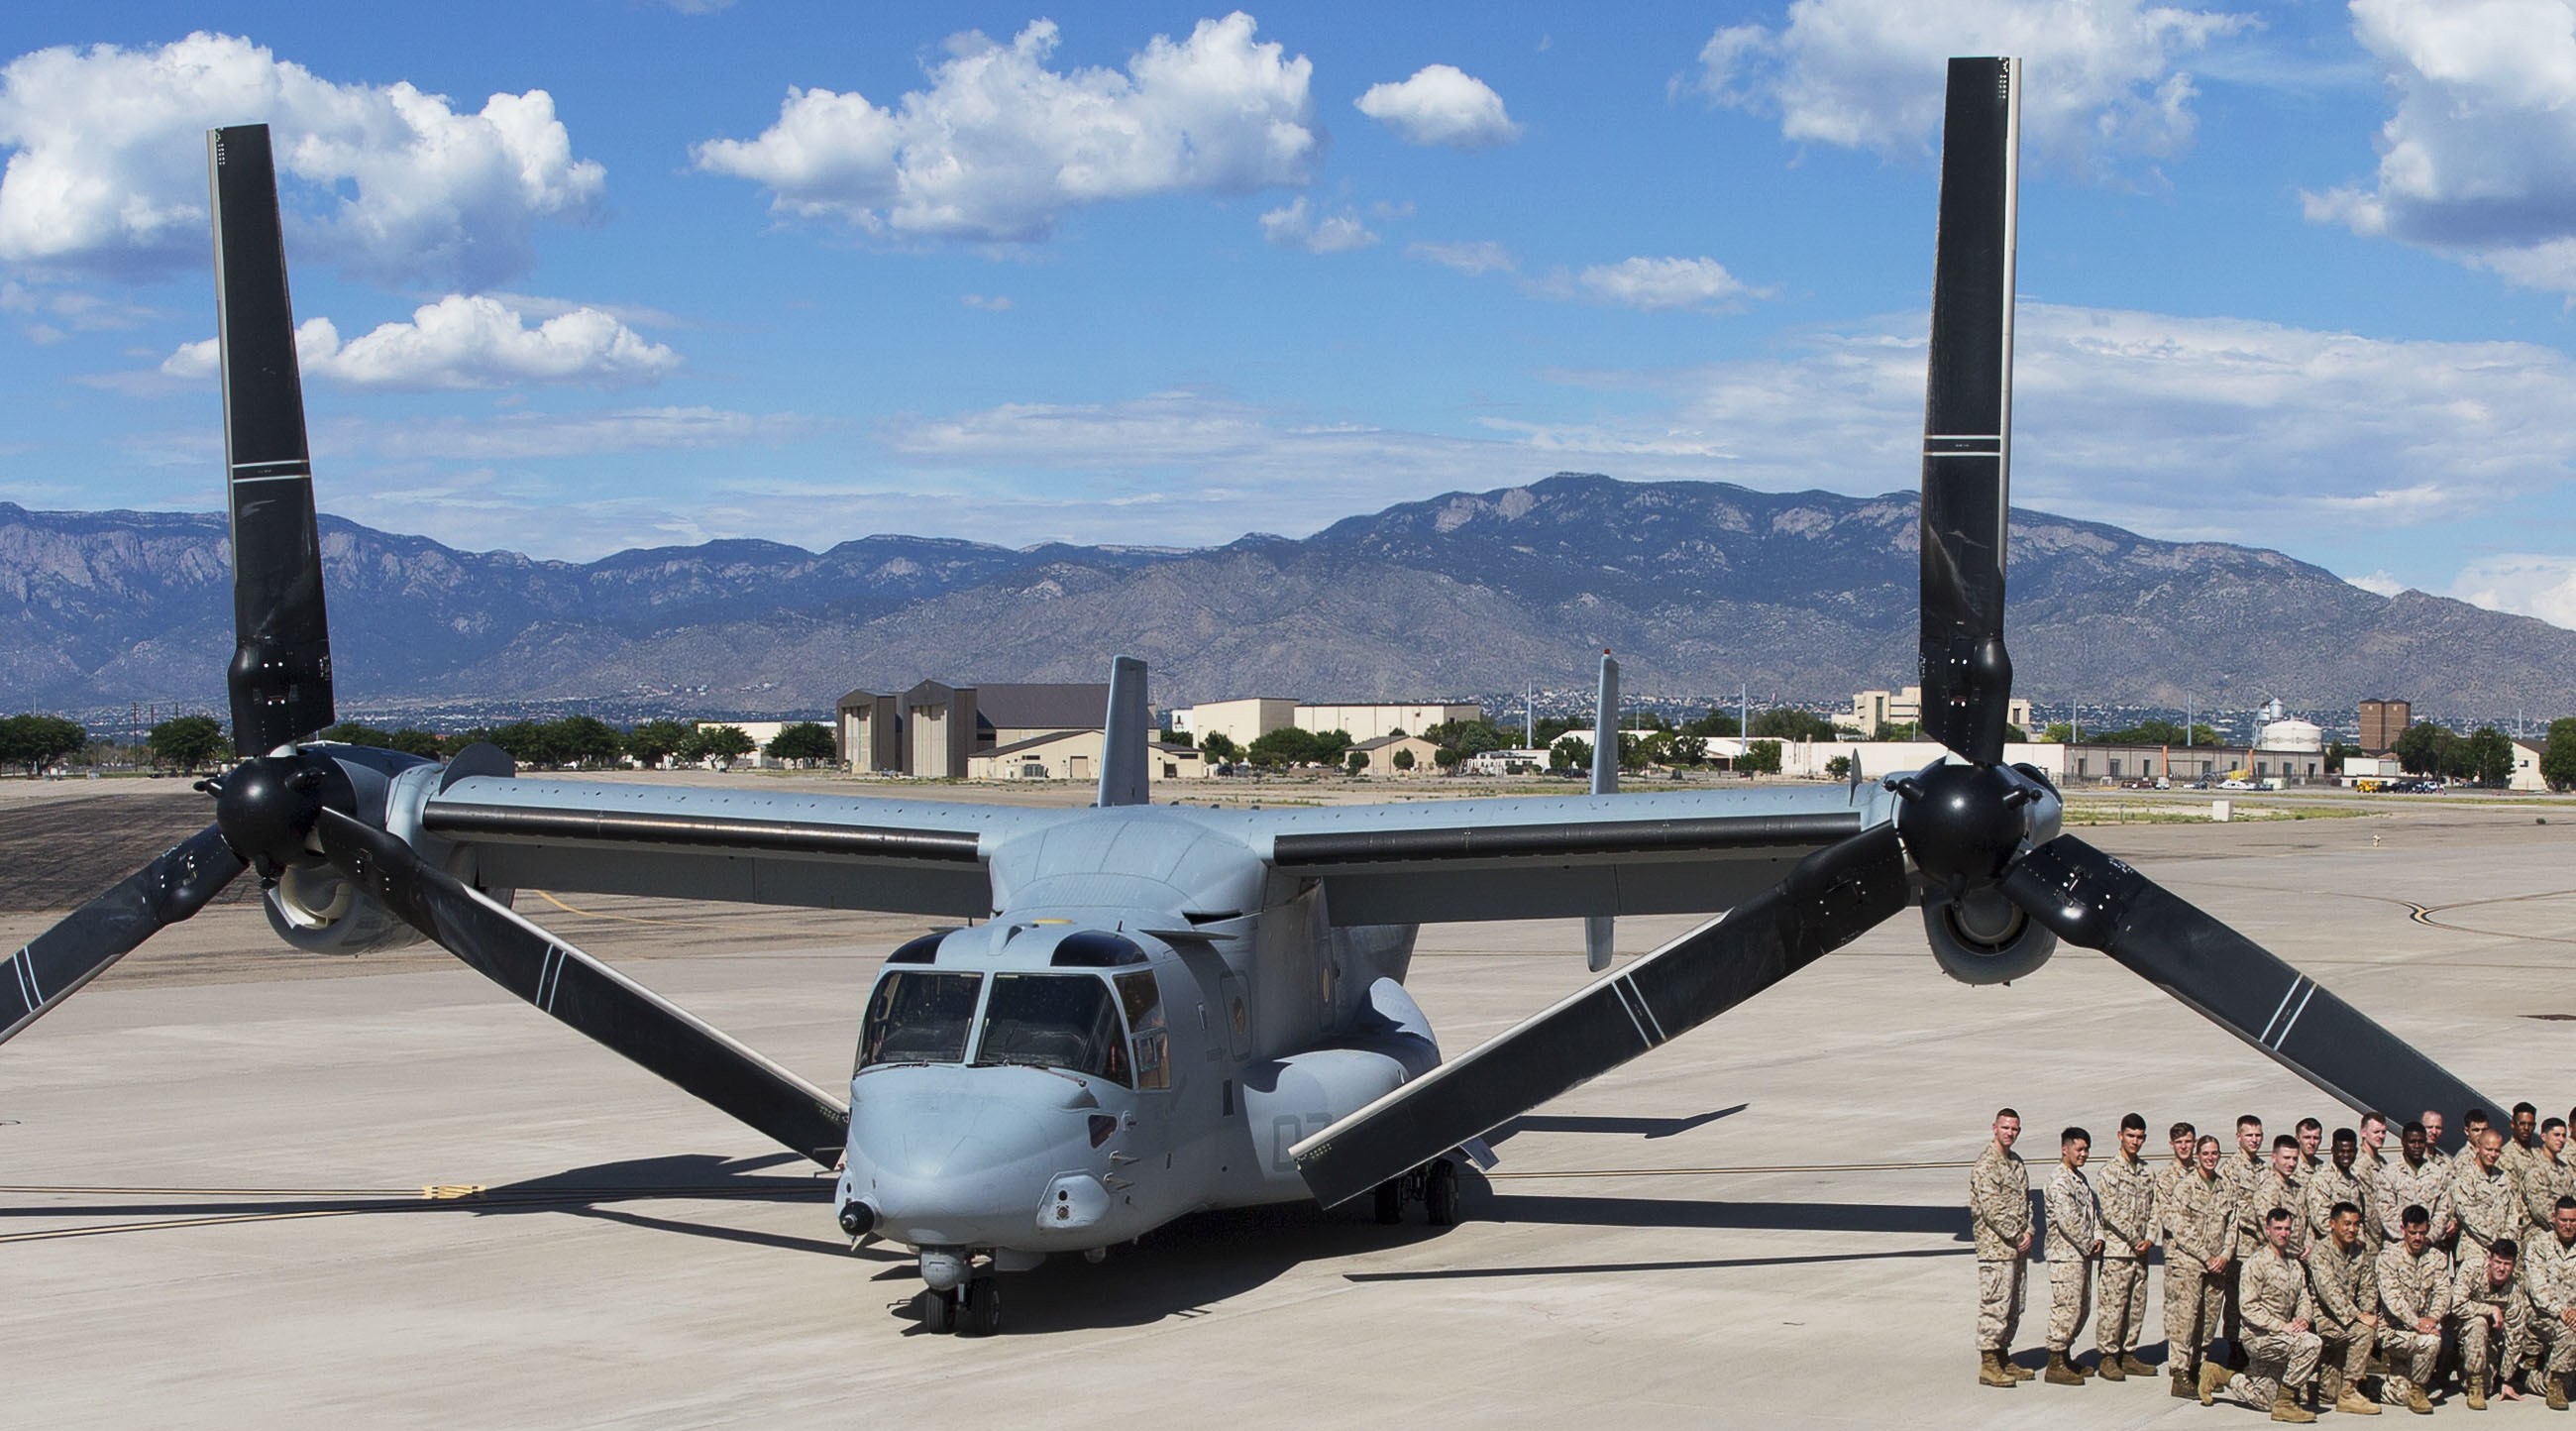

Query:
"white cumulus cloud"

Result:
[[2450, 554, 2576, 630], [692, 13, 1318, 244], [1695, 0, 2249, 176], [1354, 63, 1522, 149], [1409, 239, 1517, 275], [1577, 256, 1763, 311], [0, 32, 602, 288], [161, 294, 676, 390], [2304, 0, 2576, 293], [1259, 196, 1377, 253]]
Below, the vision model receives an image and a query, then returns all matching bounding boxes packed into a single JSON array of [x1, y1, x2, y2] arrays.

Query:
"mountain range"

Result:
[[5, 474, 2570, 725]]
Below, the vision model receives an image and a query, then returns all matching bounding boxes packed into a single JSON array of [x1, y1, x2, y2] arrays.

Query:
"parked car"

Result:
[[2217, 778, 2256, 790]]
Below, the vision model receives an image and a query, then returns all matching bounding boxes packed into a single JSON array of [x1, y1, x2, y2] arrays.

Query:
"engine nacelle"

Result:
[[260, 741, 514, 954], [1922, 886, 2057, 986]]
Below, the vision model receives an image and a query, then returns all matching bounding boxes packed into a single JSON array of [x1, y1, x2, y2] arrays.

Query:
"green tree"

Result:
[[1551, 735, 1591, 772], [1870, 720, 1921, 742], [765, 721, 837, 766], [2460, 726, 2515, 786], [149, 715, 229, 772], [0, 714, 88, 777], [483, 720, 561, 767], [1346, 750, 1370, 774], [387, 728, 442, 759], [1431, 746, 1459, 770], [545, 716, 626, 769], [626, 718, 694, 768], [1421, 717, 1506, 757], [1681, 708, 1742, 738], [1749, 708, 1837, 742], [689, 724, 757, 764], [1392, 746, 1418, 771], [2542, 717, 2576, 792], [1532, 716, 1585, 748], [319, 721, 396, 747], [1669, 733, 1707, 766], [2394, 720, 2457, 778], [1738, 739, 1783, 775], [1824, 753, 1853, 780], [1198, 731, 1239, 764], [2041, 721, 2076, 743], [1159, 727, 1194, 748]]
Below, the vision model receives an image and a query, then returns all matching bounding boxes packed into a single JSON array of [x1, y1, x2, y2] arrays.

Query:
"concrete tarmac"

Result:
[[5, 782, 2574, 1427]]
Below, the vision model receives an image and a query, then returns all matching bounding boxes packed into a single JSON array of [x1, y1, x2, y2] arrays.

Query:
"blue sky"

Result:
[[5, 1, 2576, 629]]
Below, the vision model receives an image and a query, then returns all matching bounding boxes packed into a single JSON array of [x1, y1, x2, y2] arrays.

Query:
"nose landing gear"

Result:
[[1370, 1156, 1461, 1227], [912, 1276, 1002, 1336]]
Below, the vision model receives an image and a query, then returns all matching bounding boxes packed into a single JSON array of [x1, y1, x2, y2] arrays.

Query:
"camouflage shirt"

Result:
[[2223, 1149, 2269, 1253], [2244, 1167, 2310, 1258], [2521, 1151, 2575, 1233], [2454, 1160, 2522, 1253], [2452, 1257, 2519, 1320], [2522, 1231, 2576, 1321], [2241, 1243, 2317, 1335], [2308, 1234, 2377, 1334], [2357, 1146, 2397, 1241], [2379, 1242, 2454, 1326], [2046, 1161, 2100, 1262], [2097, 1151, 2157, 1261], [2167, 1167, 2233, 1267], [1970, 1142, 2030, 1260], [2307, 1160, 2365, 1244], [2387, 1154, 2454, 1239], [2157, 1157, 2199, 1242]]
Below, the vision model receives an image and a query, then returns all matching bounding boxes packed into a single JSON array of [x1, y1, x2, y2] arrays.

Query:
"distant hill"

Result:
[[5, 475, 2571, 722]]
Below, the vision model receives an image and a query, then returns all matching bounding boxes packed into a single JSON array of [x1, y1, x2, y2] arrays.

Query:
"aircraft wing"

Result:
[[418, 776, 1062, 918], [1241, 783, 1901, 926]]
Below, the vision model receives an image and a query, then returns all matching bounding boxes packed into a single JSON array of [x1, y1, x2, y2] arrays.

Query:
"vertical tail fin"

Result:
[[1097, 655, 1150, 808], [1586, 650, 1618, 971]]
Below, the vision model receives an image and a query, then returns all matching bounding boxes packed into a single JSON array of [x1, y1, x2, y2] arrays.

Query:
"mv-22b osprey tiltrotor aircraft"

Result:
[[5, 60, 2497, 1337]]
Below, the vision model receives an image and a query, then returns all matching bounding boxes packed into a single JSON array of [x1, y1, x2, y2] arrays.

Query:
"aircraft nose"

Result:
[[843, 1073, 1100, 1244], [861, 1096, 1058, 1182]]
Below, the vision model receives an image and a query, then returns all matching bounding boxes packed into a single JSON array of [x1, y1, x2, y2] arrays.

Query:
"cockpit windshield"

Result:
[[974, 973, 1129, 1085], [856, 970, 984, 1071]]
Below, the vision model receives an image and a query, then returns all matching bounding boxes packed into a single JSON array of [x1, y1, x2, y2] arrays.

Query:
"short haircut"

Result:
[[2198, 1135, 2222, 1153], [2297, 1117, 2323, 1134], [2467, 1108, 2491, 1125], [2237, 1114, 2263, 1132], [2267, 1206, 2294, 1225], [2170, 1121, 2196, 1141], [2495, 1238, 2521, 1261], [2403, 1121, 2426, 1139], [2273, 1135, 2301, 1153], [1995, 1107, 2020, 1122], [2120, 1112, 2146, 1133], [2517, 1102, 2539, 1118], [2332, 1128, 2356, 1146], [2403, 1204, 2430, 1227], [2063, 1127, 2090, 1147], [2546, 1118, 2566, 1136], [2363, 1110, 2389, 1128], [2331, 1200, 2360, 1221], [2558, 1196, 2576, 1214]]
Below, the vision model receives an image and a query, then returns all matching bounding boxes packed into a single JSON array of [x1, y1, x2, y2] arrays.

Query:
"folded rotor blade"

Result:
[[1918, 56, 2019, 766], [1292, 825, 1909, 1208], [1587, 651, 1618, 971], [314, 809, 849, 1165], [211, 125, 335, 755], [2001, 833, 2497, 1122], [2, 826, 245, 1046]]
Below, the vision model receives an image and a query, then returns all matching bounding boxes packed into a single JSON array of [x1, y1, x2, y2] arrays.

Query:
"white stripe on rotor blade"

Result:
[[231, 459, 310, 471], [1607, 982, 1653, 1050], [2258, 978, 2305, 1046], [538, 944, 567, 1012], [1623, 976, 1668, 1043], [2271, 982, 2319, 1050], [227, 473, 312, 485], [11, 948, 38, 1009], [1925, 435, 2004, 442]]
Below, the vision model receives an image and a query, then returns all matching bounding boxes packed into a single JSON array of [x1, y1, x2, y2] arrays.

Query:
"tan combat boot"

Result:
[[2202, 1359, 2236, 1406], [2122, 1351, 2157, 1377], [2005, 1352, 2034, 1381], [2407, 1381, 2434, 1415], [2045, 1350, 2087, 1386], [2174, 1366, 2200, 1399], [1979, 1349, 2016, 1387], [2097, 1352, 2127, 1382], [2335, 1366, 2383, 1415], [2273, 1386, 2319, 1423], [2546, 1373, 2569, 1412], [2468, 1373, 2488, 1411]]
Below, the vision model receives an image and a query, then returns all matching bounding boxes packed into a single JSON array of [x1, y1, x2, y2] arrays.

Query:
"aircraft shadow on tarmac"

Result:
[[1487, 1103, 1748, 1143]]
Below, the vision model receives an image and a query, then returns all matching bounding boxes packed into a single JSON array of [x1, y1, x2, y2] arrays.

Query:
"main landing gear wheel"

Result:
[[957, 1275, 1003, 1337], [913, 1286, 957, 1334], [1372, 1178, 1405, 1225], [1423, 1158, 1460, 1227]]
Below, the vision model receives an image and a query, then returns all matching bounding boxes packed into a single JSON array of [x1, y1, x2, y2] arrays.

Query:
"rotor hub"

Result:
[[210, 750, 352, 882], [1893, 759, 2041, 893]]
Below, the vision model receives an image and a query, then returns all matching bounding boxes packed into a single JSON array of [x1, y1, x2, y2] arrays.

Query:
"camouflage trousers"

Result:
[[2047, 1256, 2093, 1352], [2094, 1256, 2148, 1359], [2455, 1306, 2531, 1391], [2377, 1326, 2440, 1405], [2163, 1264, 2224, 1370], [1977, 1257, 2026, 1351], [2537, 1315, 2576, 1380], [2316, 1323, 2373, 1386], [2225, 1329, 2321, 1409]]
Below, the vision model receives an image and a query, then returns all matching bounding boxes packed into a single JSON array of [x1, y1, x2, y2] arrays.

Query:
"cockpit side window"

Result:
[[975, 974, 1130, 1086], [856, 971, 984, 1071], [1116, 970, 1169, 1091]]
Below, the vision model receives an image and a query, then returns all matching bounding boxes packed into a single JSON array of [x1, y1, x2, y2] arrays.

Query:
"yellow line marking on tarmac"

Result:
[[530, 890, 667, 926]]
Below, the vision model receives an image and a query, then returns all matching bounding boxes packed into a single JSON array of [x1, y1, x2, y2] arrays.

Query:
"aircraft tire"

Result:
[[1372, 1178, 1405, 1225], [915, 1286, 958, 1334], [1424, 1159, 1460, 1227], [959, 1276, 1003, 1337]]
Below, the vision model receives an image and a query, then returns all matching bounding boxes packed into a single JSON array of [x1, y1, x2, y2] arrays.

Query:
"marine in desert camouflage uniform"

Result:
[[2450, 1240, 2528, 1410], [2044, 1128, 2103, 1385], [2522, 1119, 2574, 1246], [2387, 1122, 2453, 1251], [2522, 1198, 2576, 1412], [2248, 1137, 2311, 1261], [2356, 1112, 2397, 1245], [1971, 1109, 2034, 1387], [2455, 1130, 2522, 1262], [2201, 1208, 2322, 1423], [2165, 1135, 2235, 1399], [2093, 1114, 2158, 1381], [2377, 1205, 2451, 1414], [2306, 1200, 2383, 1416], [2224, 1115, 2270, 1361]]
